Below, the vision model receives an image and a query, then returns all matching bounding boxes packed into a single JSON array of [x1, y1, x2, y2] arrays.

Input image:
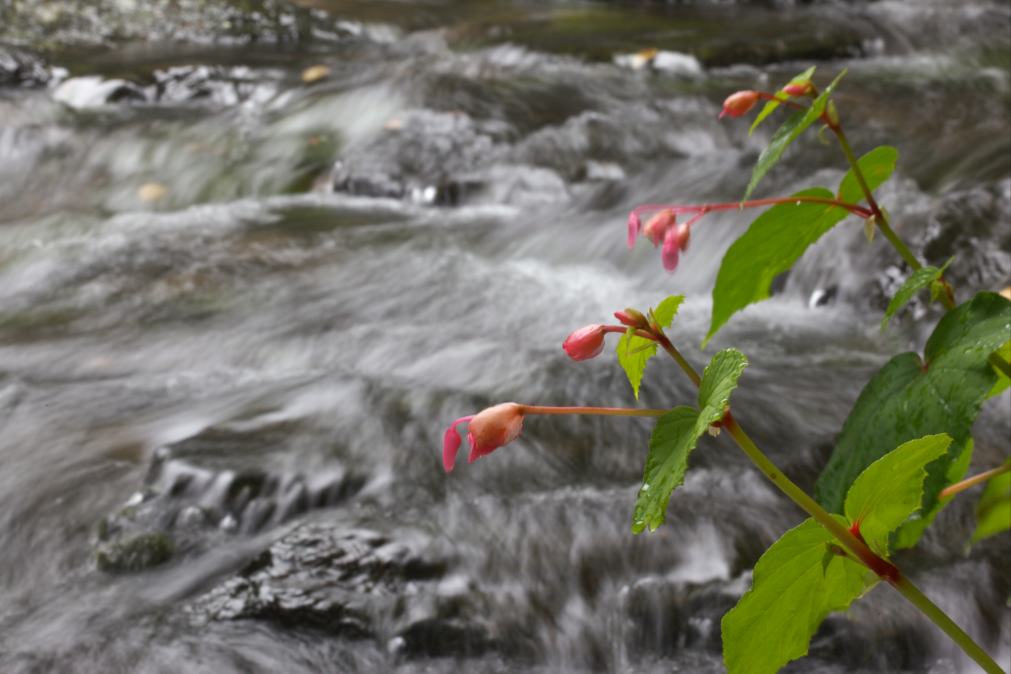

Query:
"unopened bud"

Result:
[[563, 325, 607, 361], [719, 90, 760, 119], [642, 209, 676, 246], [864, 215, 876, 242], [614, 308, 648, 329], [783, 81, 812, 97]]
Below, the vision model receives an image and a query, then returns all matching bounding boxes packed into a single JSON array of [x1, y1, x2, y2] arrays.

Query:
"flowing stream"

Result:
[[1, 1, 1009, 672]]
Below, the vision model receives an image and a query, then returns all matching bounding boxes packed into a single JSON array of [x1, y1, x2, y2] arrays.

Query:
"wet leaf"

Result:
[[881, 257, 954, 329], [987, 340, 1010, 398], [706, 188, 848, 346], [844, 435, 951, 556], [631, 406, 699, 533], [721, 518, 876, 674], [816, 292, 1011, 548], [837, 145, 898, 205], [617, 295, 683, 399], [695, 348, 747, 432], [652, 294, 684, 329], [743, 69, 846, 202], [973, 466, 1011, 543], [617, 328, 657, 400], [632, 349, 747, 533], [749, 66, 816, 135]]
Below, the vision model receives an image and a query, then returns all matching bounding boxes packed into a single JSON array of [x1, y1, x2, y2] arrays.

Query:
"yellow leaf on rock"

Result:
[[138, 182, 168, 203], [301, 65, 330, 84]]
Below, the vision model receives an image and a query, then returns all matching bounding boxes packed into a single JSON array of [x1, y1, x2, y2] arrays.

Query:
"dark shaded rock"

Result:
[[95, 531, 174, 573], [94, 425, 367, 572], [0, 0, 362, 50], [329, 109, 508, 206], [0, 46, 50, 87], [868, 180, 1011, 322], [189, 522, 493, 656]]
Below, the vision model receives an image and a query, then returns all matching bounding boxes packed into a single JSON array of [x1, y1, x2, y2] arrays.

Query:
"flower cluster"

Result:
[[627, 208, 693, 272]]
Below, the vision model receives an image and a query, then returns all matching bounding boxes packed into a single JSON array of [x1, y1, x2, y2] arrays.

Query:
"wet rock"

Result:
[[94, 426, 367, 571], [53, 76, 148, 109], [329, 109, 508, 206], [869, 180, 1011, 319], [95, 531, 174, 573], [623, 576, 736, 657], [189, 522, 493, 656], [0, 46, 50, 87], [150, 65, 276, 106], [0, 0, 363, 50]]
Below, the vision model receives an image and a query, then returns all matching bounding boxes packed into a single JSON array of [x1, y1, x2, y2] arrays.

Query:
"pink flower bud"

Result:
[[719, 90, 760, 119], [614, 308, 648, 329], [783, 82, 811, 97], [661, 227, 680, 272], [627, 211, 641, 249], [562, 324, 606, 361], [442, 403, 526, 471], [466, 403, 525, 463], [642, 209, 676, 246], [674, 222, 691, 252]]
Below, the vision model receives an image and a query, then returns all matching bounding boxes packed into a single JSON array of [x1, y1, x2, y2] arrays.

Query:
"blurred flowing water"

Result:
[[0, 1, 1009, 672]]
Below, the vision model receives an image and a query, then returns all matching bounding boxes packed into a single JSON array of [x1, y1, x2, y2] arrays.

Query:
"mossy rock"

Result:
[[96, 532, 174, 573]]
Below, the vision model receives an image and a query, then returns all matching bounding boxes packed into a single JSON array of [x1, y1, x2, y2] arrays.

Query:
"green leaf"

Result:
[[652, 295, 685, 329], [749, 66, 816, 136], [632, 349, 747, 533], [816, 292, 1011, 548], [891, 438, 973, 550], [987, 340, 1011, 398], [973, 466, 1011, 543], [881, 258, 954, 329], [743, 69, 846, 202], [632, 407, 700, 533], [721, 518, 876, 674], [706, 188, 849, 346], [617, 328, 657, 400], [844, 435, 951, 557], [696, 348, 748, 432], [837, 145, 899, 206]]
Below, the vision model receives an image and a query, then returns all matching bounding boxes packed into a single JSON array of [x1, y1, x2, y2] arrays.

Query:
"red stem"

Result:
[[632, 196, 873, 220]]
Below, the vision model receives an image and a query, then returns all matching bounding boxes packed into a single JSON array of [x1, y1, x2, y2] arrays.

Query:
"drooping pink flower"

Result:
[[661, 227, 681, 272], [674, 222, 690, 251], [442, 403, 525, 472], [719, 90, 760, 119], [627, 211, 641, 249], [563, 324, 607, 361], [641, 209, 676, 246]]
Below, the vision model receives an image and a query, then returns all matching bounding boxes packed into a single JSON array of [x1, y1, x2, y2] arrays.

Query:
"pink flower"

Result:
[[627, 211, 641, 249], [443, 403, 525, 472], [614, 308, 648, 329], [642, 209, 676, 246], [563, 324, 606, 361], [719, 90, 759, 119], [783, 82, 812, 97], [661, 227, 680, 271]]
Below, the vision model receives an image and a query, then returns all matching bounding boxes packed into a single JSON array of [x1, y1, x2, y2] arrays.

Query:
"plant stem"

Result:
[[521, 405, 668, 418], [633, 195, 873, 219], [939, 461, 1011, 499], [831, 126, 957, 310], [892, 576, 1006, 674], [655, 334, 1003, 671]]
